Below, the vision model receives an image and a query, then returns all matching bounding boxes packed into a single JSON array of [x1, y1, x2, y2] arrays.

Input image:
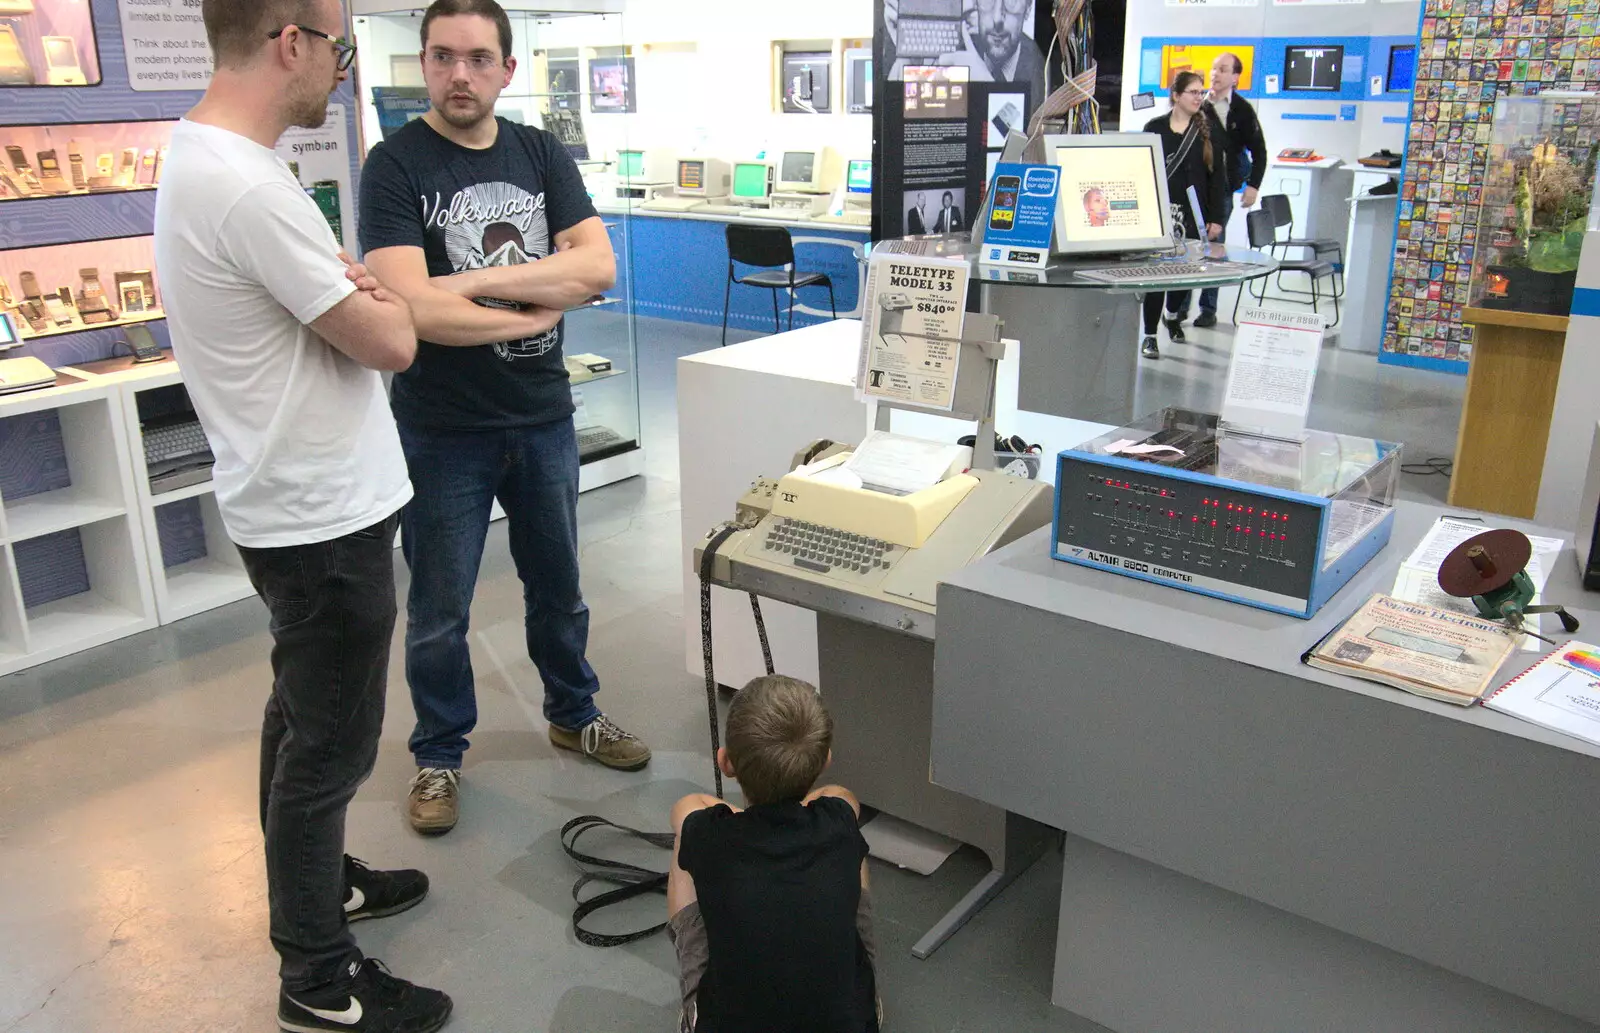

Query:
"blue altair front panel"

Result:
[[1051, 452, 1393, 619]]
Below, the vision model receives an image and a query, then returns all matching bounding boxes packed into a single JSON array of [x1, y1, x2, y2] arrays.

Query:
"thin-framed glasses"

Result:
[[268, 25, 357, 71], [425, 49, 502, 74]]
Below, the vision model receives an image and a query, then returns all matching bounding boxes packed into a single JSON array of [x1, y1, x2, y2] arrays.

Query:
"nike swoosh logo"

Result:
[[287, 995, 364, 1025], [344, 886, 365, 913]]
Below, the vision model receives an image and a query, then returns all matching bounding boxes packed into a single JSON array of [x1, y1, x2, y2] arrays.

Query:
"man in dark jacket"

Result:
[[1195, 51, 1268, 328]]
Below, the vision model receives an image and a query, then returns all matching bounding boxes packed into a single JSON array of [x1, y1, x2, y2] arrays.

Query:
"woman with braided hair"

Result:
[[1140, 70, 1229, 360]]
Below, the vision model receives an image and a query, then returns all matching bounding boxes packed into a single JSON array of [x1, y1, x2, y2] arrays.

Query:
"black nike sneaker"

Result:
[[279, 957, 452, 1033], [344, 856, 428, 923]]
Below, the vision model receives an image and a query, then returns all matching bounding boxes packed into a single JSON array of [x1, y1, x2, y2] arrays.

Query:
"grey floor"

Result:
[[0, 310, 1464, 1033]]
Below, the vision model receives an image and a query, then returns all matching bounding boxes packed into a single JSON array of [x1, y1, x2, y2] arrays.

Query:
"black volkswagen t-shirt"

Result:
[[358, 117, 597, 430], [678, 797, 876, 1033]]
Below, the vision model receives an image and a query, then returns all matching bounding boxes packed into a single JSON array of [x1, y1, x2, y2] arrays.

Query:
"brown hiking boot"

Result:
[[548, 714, 652, 771], [407, 767, 460, 835]]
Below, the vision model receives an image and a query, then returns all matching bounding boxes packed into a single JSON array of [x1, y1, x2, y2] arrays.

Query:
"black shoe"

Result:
[[280, 957, 452, 1033], [1162, 318, 1186, 343], [1193, 311, 1218, 328], [344, 856, 428, 923], [1141, 336, 1160, 359]]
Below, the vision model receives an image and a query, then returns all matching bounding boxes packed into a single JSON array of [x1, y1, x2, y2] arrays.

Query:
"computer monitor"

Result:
[[1283, 45, 1344, 92], [676, 158, 730, 197], [1386, 44, 1416, 93], [844, 47, 873, 113], [776, 148, 835, 193], [1044, 133, 1174, 256], [731, 161, 773, 203], [846, 159, 872, 195], [615, 148, 674, 183], [0, 310, 17, 346]]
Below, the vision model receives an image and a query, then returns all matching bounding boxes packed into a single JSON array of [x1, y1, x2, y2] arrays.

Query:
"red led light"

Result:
[[1211, 520, 1218, 528], [1247, 507, 1254, 514], [1160, 489, 1169, 497], [1105, 478, 1113, 486], [1192, 515, 1200, 523], [1260, 529, 1268, 537], [1168, 510, 1176, 518]]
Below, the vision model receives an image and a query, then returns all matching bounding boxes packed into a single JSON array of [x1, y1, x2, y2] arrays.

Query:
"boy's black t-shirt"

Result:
[[358, 116, 597, 430], [679, 796, 876, 1033]]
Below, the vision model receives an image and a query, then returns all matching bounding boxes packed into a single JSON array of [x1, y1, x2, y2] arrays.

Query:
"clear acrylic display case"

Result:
[[351, 0, 643, 490], [1470, 93, 1600, 316]]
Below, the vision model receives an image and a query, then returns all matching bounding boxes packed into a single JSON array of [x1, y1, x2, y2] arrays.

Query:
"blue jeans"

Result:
[[399, 418, 601, 769], [241, 513, 400, 991]]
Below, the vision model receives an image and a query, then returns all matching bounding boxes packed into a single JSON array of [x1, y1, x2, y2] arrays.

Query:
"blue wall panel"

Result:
[[0, 410, 71, 500], [13, 528, 90, 609], [622, 214, 866, 331], [0, 188, 160, 250], [155, 496, 207, 568]]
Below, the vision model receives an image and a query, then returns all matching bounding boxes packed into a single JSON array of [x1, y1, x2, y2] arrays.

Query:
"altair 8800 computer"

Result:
[[1051, 408, 1401, 618]]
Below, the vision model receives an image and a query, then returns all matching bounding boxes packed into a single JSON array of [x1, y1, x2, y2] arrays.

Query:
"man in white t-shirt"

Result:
[[153, 0, 451, 1029]]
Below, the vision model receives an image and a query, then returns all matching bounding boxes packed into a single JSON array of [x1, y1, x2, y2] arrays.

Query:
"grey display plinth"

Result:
[[971, 242, 1277, 423], [931, 502, 1600, 1033], [818, 616, 1052, 959]]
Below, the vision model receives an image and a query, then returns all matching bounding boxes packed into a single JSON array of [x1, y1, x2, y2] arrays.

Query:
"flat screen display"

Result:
[[847, 159, 872, 193], [1283, 45, 1344, 92], [0, 311, 17, 346], [1386, 45, 1416, 93], [1048, 133, 1173, 256], [732, 163, 769, 199], [780, 151, 816, 186]]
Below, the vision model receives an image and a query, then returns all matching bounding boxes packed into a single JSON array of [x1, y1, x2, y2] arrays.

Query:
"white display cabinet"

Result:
[[109, 361, 253, 625], [0, 378, 157, 676]]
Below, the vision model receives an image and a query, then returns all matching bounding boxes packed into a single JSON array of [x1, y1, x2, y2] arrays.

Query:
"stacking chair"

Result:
[[1260, 193, 1344, 299], [1234, 209, 1340, 327], [720, 224, 837, 346]]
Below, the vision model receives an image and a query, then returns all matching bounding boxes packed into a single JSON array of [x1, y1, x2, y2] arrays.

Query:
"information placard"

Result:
[[1220, 308, 1324, 439], [275, 105, 355, 250], [977, 163, 1058, 268], [857, 245, 968, 411], [118, 0, 213, 92]]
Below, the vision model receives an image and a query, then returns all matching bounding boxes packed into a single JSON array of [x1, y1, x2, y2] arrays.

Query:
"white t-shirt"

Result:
[[153, 120, 412, 548]]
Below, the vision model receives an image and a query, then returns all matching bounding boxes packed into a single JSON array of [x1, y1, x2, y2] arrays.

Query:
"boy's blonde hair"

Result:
[[725, 675, 832, 806]]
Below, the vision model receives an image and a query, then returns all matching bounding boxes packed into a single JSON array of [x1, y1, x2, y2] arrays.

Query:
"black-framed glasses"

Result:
[[268, 25, 357, 71]]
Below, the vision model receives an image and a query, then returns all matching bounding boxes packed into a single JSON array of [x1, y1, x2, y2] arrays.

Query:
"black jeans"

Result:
[[1143, 289, 1193, 335], [239, 513, 400, 992]]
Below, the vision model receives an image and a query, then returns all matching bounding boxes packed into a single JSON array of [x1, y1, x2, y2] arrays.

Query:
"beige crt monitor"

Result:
[[775, 147, 840, 194], [1044, 133, 1173, 256]]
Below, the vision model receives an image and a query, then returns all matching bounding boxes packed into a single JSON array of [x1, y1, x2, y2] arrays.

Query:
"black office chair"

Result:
[[1261, 193, 1344, 299], [1234, 209, 1340, 327], [720, 224, 837, 346]]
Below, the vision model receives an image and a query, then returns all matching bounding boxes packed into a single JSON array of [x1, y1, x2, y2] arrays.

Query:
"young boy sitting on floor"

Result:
[[668, 674, 880, 1033]]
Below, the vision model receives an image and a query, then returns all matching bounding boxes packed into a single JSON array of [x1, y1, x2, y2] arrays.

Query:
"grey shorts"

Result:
[[667, 888, 880, 1033]]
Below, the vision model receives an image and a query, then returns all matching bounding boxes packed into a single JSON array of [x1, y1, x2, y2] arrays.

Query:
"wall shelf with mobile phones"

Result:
[[11, 308, 163, 343]]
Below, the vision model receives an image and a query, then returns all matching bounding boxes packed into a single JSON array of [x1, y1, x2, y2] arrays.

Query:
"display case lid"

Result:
[[1066, 408, 1400, 501]]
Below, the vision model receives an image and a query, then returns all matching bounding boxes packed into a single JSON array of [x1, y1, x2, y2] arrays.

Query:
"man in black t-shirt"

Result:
[[360, 0, 650, 838], [668, 676, 880, 1033]]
